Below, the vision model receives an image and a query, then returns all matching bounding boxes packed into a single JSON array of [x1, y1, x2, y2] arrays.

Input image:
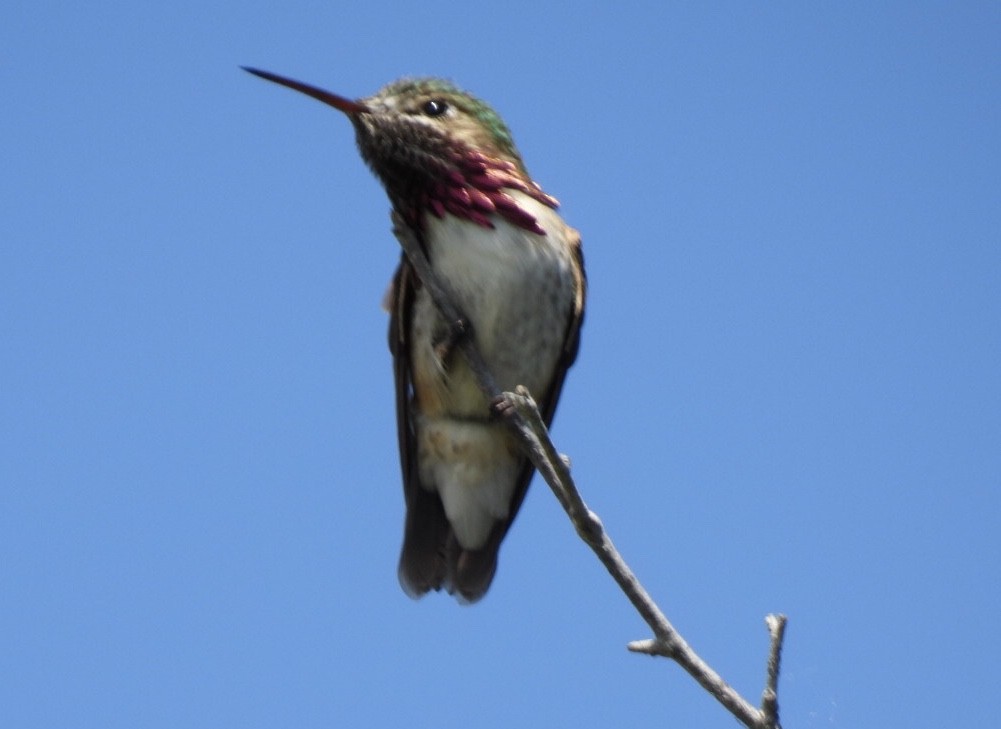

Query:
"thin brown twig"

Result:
[[390, 212, 786, 729], [761, 614, 788, 727]]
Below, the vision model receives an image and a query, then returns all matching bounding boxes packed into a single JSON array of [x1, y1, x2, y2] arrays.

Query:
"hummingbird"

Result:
[[244, 67, 585, 603]]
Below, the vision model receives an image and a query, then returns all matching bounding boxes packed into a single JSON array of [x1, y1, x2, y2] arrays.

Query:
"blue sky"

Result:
[[2, 2, 999, 727]]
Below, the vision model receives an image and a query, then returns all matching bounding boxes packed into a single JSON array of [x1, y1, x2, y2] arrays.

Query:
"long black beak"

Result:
[[242, 67, 370, 115]]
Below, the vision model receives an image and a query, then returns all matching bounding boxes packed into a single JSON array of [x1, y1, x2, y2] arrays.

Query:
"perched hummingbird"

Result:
[[244, 67, 585, 603]]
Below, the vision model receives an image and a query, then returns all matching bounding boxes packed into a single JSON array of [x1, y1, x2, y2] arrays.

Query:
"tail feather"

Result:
[[397, 490, 505, 604], [397, 486, 449, 599]]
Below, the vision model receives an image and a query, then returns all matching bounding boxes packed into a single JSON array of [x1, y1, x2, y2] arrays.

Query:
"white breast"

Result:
[[422, 191, 576, 398], [410, 190, 578, 549]]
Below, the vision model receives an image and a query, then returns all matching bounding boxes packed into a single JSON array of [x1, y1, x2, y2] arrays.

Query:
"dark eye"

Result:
[[422, 99, 448, 117]]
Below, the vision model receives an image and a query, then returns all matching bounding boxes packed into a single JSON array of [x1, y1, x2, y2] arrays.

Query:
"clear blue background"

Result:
[[3, 3, 998, 727]]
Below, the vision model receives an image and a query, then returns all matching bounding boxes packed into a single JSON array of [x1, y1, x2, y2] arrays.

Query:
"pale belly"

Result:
[[408, 193, 576, 548]]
